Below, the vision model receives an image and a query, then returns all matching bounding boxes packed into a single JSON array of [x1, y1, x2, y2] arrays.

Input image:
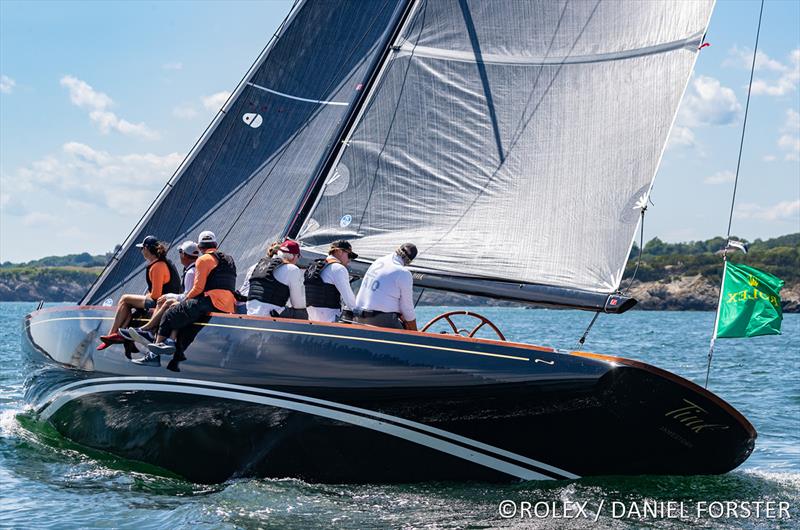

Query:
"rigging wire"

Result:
[[704, 0, 764, 389], [577, 202, 648, 349]]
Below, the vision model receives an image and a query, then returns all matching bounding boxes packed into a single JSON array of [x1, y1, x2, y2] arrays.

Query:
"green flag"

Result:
[[716, 261, 784, 339]]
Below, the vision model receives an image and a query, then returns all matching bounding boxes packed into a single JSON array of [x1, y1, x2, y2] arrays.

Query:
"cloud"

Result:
[[667, 126, 696, 149], [750, 48, 799, 97], [724, 46, 789, 73], [172, 105, 198, 119], [22, 212, 60, 227], [2, 142, 182, 216], [202, 91, 231, 111], [778, 108, 800, 161], [763, 154, 777, 162], [162, 62, 183, 71], [703, 170, 735, 184], [737, 200, 800, 222], [0, 75, 16, 94], [678, 76, 742, 127], [60, 75, 159, 139]]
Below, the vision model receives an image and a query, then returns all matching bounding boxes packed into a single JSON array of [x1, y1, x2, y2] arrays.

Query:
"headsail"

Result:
[[83, 0, 407, 304], [294, 0, 715, 298]]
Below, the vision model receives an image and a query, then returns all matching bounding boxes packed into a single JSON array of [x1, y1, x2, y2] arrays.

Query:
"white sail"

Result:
[[298, 0, 714, 294]]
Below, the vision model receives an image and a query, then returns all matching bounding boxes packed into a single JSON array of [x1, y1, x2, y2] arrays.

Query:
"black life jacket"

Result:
[[146, 258, 181, 296], [304, 258, 342, 309], [203, 251, 237, 293], [247, 257, 290, 306], [180, 262, 196, 292]]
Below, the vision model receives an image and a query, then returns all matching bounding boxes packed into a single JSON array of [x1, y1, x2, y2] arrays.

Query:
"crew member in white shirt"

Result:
[[354, 243, 417, 330], [241, 239, 307, 319], [305, 240, 358, 322]]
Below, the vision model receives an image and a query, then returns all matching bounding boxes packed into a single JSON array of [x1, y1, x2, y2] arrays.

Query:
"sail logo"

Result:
[[242, 113, 263, 129], [664, 399, 729, 434], [340, 214, 352, 228], [726, 288, 779, 308]]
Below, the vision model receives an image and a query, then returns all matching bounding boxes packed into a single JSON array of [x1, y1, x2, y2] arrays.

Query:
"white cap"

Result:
[[198, 230, 217, 247], [178, 240, 200, 257]]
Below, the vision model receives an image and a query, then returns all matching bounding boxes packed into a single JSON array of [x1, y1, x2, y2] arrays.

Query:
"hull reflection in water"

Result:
[[23, 306, 755, 484]]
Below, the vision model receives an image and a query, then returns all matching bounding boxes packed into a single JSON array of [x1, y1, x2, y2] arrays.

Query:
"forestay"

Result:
[[297, 0, 714, 294], [84, 0, 405, 304]]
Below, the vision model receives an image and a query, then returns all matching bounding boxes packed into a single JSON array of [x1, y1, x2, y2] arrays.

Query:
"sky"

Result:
[[0, 0, 798, 263]]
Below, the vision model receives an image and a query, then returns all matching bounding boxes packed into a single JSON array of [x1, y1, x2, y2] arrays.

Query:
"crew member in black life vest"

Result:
[[135, 230, 237, 364], [240, 239, 307, 319], [305, 240, 358, 323], [120, 240, 200, 346], [98, 235, 181, 350]]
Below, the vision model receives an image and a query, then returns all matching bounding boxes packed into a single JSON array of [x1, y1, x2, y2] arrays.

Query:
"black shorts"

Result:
[[144, 297, 157, 311]]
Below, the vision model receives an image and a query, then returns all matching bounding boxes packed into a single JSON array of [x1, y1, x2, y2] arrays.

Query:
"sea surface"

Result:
[[0, 302, 798, 529]]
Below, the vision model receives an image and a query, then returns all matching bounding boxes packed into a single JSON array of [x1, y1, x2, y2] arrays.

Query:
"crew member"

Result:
[[353, 243, 417, 330], [98, 235, 180, 349], [137, 230, 237, 363], [305, 240, 358, 323], [121, 240, 200, 345], [241, 239, 307, 319]]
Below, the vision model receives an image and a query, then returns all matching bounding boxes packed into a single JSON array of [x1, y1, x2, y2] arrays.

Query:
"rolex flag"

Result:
[[716, 262, 784, 339]]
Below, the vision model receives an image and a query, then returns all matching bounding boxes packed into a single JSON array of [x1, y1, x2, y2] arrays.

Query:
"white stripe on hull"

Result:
[[38, 376, 579, 481]]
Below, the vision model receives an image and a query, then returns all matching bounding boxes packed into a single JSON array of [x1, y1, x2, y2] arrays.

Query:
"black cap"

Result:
[[397, 243, 417, 263], [135, 235, 158, 251], [330, 240, 358, 259]]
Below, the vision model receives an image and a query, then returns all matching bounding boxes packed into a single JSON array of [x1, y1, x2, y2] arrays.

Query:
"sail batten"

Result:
[[297, 0, 715, 295]]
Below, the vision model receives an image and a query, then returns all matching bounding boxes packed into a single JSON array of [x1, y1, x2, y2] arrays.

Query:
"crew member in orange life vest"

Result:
[[135, 230, 237, 364], [305, 240, 358, 322], [98, 235, 180, 350]]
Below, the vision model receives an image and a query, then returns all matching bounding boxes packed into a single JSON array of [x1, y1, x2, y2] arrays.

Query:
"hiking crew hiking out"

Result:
[[98, 235, 180, 350], [135, 230, 237, 365]]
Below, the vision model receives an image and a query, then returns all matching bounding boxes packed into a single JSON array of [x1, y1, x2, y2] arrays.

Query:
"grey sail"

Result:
[[83, 0, 407, 305], [295, 0, 714, 302]]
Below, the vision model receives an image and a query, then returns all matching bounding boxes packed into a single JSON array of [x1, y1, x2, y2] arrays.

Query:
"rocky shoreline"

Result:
[[1, 268, 797, 312]]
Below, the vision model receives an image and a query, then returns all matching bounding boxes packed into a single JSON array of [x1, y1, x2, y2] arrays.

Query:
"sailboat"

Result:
[[22, 0, 756, 484]]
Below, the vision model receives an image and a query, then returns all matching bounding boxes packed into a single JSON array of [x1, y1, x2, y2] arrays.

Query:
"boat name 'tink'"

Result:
[[664, 399, 729, 433]]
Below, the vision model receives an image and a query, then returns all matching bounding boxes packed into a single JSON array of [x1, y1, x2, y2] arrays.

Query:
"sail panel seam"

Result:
[[394, 31, 704, 66]]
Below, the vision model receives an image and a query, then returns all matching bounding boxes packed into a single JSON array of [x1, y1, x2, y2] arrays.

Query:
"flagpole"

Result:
[[705, 258, 727, 388], [704, 0, 764, 389]]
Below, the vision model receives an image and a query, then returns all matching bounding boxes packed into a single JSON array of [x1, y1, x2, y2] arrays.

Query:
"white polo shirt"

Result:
[[307, 261, 357, 323], [241, 261, 306, 316], [355, 253, 415, 322]]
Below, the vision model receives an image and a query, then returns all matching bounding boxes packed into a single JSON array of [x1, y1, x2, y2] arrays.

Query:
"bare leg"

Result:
[[109, 295, 147, 334]]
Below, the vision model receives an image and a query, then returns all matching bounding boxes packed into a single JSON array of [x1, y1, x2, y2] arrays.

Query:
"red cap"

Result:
[[279, 239, 300, 255]]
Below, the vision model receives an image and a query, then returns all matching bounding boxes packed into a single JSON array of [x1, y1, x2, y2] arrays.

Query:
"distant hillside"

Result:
[[0, 235, 797, 311]]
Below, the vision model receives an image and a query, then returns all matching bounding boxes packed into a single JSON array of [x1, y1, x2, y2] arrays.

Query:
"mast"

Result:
[[282, 0, 419, 240]]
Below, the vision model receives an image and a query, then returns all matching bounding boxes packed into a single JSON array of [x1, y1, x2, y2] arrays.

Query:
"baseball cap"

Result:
[[135, 235, 158, 250], [178, 240, 201, 257], [198, 230, 217, 247], [397, 243, 417, 263], [330, 240, 358, 260], [279, 239, 301, 255]]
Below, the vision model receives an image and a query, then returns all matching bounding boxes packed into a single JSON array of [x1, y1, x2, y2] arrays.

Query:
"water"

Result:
[[1, 302, 798, 528]]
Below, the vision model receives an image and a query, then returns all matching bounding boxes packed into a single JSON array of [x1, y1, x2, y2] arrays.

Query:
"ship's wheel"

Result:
[[420, 310, 506, 341]]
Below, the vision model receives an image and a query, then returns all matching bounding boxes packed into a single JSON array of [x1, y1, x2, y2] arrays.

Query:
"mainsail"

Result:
[[83, 0, 407, 304], [294, 0, 714, 299]]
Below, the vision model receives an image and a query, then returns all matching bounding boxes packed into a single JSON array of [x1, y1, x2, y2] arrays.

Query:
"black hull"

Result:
[[22, 306, 756, 484]]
